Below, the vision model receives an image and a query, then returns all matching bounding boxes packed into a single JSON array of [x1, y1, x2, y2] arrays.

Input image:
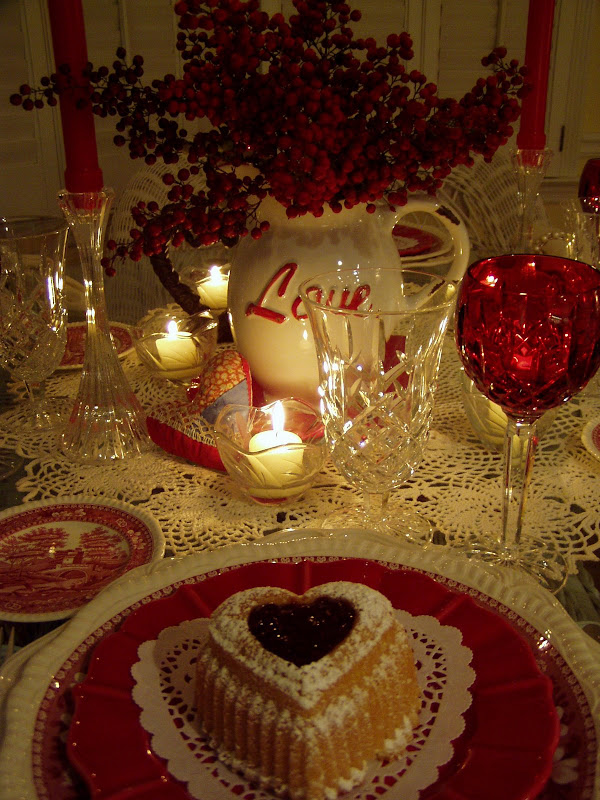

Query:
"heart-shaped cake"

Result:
[[196, 581, 421, 800]]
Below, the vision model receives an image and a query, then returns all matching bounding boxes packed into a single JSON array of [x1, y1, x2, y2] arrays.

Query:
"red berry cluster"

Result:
[[11, 0, 530, 274]]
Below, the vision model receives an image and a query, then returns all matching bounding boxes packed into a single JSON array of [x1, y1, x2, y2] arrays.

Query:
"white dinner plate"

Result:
[[0, 529, 597, 800]]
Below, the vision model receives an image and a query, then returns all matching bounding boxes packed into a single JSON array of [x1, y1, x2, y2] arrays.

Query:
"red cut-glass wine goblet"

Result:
[[578, 157, 600, 214], [455, 253, 600, 593]]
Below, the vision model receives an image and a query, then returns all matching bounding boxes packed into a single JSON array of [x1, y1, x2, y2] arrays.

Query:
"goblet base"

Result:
[[20, 397, 69, 432], [0, 448, 23, 480], [319, 502, 434, 545], [456, 534, 567, 594]]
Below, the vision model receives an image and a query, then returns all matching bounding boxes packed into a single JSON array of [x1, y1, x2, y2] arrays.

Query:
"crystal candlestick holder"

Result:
[[511, 148, 553, 252], [58, 189, 150, 463], [213, 398, 326, 504], [134, 315, 217, 386]]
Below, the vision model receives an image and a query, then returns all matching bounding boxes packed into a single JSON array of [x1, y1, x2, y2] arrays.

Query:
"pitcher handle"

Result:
[[392, 196, 470, 281]]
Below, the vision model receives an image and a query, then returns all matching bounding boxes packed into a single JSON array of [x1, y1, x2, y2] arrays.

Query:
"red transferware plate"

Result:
[[58, 322, 134, 369], [0, 498, 164, 622], [65, 558, 562, 800]]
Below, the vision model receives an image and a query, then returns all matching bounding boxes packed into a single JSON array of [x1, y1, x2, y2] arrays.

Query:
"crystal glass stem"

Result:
[[502, 418, 536, 548], [511, 148, 552, 252], [364, 491, 388, 526], [24, 379, 53, 428], [58, 189, 150, 462], [493, 415, 567, 592], [0, 448, 23, 480]]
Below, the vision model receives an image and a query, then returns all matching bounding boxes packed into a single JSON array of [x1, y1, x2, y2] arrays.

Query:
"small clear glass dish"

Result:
[[134, 316, 217, 386], [213, 398, 326, 505]]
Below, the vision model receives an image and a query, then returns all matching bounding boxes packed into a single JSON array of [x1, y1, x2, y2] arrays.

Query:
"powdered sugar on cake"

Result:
[[132, 596, 476, 800], [207, 582, 401, 710], [195, 581, 422, 800]]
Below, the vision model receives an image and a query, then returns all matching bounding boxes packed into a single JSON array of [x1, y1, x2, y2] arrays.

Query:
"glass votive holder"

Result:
[[213, 398, 326, 505], [134, 316, 218, 386], [180, 262, 230, 313], [460, 368, 558, 452], [134, 304, 216, 338]]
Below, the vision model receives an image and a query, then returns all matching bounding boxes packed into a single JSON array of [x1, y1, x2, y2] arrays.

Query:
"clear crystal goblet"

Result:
[[300, 267, 456, 543], [0, 216, 68, 429]]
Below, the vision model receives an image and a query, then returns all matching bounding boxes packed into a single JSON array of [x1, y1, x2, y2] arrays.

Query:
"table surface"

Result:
[[0, 332, 599, 655]]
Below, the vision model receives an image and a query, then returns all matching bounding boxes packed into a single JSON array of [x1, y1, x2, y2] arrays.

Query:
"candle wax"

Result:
[[247, 429, 305, 495], [197, 275, 229, 309], [155, 332, 200, 379]]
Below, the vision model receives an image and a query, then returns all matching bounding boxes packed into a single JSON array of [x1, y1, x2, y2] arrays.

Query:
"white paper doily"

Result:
[[131, 611, 475, 800], [1, 339, 599, 572]]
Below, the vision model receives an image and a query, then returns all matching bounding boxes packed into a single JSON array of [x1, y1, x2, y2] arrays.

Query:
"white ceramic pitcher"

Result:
[[228, 195, 469, 405]]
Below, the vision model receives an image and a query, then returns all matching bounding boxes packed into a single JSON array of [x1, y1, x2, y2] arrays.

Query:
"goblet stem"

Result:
[[24, 379, 47, 428], [483, 413, 567, 593], [22, 379, 65, 430], [0, 448, 22, 480], [364, 491, 389, 526], [501, 418, 537, 548]]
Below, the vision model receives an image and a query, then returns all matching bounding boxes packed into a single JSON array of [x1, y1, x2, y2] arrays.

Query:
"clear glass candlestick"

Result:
[[511, 148, 552, 252], [58, 189, 150, 463]]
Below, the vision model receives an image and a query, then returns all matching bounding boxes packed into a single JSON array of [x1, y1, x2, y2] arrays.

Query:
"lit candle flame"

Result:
[[270, 401, 285, 434]]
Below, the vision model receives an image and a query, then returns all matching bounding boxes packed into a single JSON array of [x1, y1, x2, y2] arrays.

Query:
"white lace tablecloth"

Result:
[[1, 339, 599, 574]]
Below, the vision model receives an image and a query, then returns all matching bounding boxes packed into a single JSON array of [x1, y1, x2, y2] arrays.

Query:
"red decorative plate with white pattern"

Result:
[[581, 418, 600, 461], [58, 322, 134, 369], [67, 563, 561, 800], [0, 497, 164, 622], [0, 533, 597, 800]]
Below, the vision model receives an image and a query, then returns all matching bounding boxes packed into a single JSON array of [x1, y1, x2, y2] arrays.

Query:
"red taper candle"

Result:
[[516, 0, 555, 150], [47, 0, 103, 192]]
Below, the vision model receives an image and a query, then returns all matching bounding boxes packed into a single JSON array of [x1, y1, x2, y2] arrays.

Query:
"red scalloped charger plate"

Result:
[[64, 558, 564, 800]]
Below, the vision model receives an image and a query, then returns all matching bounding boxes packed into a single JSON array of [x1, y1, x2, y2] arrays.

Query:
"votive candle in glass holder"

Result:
[[213, 398, 326, 504], [460, 368, 558, 452], [135, 317, 217, 385], [134, 304, 197, 339], [195, 264, 230, 311]]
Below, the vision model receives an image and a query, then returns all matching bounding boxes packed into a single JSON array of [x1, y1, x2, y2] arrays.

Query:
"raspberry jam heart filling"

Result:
[[248, 596, 357, 667]]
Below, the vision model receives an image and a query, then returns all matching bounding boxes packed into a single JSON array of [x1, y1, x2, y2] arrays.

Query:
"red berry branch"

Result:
[[11, 0, 530, 312]]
